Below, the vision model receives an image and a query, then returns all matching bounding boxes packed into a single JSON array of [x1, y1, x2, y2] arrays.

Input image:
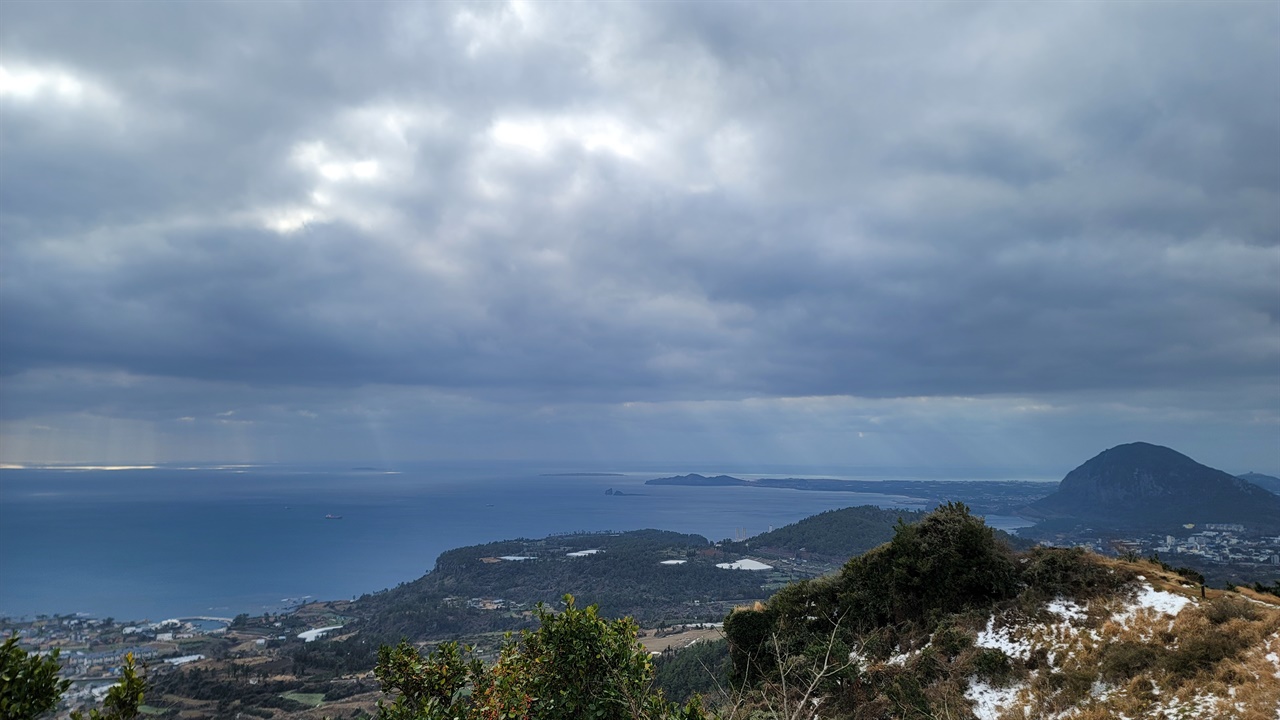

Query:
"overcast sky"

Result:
[[1, 1, 1276, 474]]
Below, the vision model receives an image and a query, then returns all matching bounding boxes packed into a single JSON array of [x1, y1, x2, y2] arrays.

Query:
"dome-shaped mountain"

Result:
[[1027, 442, 1280, 531]]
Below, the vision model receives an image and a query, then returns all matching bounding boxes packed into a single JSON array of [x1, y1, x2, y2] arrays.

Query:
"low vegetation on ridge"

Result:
[[718, 503, 1280, 719]]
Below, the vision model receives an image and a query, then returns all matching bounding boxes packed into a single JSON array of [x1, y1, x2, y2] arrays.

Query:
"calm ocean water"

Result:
[[0, 464, 1031, 621]]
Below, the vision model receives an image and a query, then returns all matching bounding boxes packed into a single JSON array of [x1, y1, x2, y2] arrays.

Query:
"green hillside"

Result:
[[722, 505, 926, 559]]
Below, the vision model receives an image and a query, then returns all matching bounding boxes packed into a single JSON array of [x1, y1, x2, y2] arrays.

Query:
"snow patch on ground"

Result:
[[848, 646, 868, 670], [887, 648, 913, 666], [1090, 680, 1114, 702], [851, 645, 923, 670], [1120, 585, 1193, 619], [965, 679, 1024, 720], [1046, 598, 1088, 622], [976, 617, 1033, 660], [1109, 584, 1194, 640], [1266, 633, 1280, 679], [972, 585, 1197, 679], [960, 583, 1278, 719], [1158, 693, 1222, 719]]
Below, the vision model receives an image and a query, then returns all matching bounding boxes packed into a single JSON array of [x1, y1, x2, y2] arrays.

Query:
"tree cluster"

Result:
[[374, 595, 708, 720]]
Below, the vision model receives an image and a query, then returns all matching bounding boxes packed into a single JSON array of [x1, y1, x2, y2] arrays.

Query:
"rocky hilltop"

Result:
[[1027, 442, 1280, 531]]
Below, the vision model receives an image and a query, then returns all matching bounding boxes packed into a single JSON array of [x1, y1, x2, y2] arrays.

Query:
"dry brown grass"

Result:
[[719, 555, 1279, 719], [975, 558, 1280, 720]]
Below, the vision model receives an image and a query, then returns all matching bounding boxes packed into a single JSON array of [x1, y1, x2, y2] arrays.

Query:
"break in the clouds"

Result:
[[1, 1, 1277, 472]]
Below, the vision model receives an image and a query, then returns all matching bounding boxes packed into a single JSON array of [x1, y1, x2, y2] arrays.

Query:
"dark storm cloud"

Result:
[[1, 1, 1276, 463]]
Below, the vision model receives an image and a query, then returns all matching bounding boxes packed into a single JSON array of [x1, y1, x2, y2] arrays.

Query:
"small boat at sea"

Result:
[[325, 514, 343, 520]]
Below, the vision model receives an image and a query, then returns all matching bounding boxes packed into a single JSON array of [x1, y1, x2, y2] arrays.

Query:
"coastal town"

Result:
[[0, 609, 353, 716], [3, 595, 739, 718], [1037, 524, 1280, 587]]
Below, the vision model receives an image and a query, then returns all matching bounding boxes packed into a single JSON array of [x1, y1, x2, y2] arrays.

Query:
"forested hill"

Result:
[[722, 505, 926, 559], [326, 508, 949, 644], [721, 504, 1034, 562], [345, 530, 749, 640]]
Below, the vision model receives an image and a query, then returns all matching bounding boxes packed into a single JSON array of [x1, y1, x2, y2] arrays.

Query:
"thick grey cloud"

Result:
[[1, 1, 1276, 469]]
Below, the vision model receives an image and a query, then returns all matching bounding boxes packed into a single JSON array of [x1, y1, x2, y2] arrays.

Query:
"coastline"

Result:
[[1, 466, 1052, 621]]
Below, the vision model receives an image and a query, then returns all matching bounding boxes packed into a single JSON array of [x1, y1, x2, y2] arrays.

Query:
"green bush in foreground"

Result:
[[2, 635, 70, 720], [1, 635, 145, 720], [375, 595, 708, 720]]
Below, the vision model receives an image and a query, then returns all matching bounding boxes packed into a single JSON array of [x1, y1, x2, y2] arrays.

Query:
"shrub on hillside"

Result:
[[1161, 631, 1252, 680], [832, 502, 1020, 630], [1098, 642, 1163, 683], [1203, 596, 1260, 625], [723, 503, 1022, 718], [1023, 546, 1133, 600], [722, 602, 781, 686], [726, 503, 1018, 680], [930, 620, 973, 659]]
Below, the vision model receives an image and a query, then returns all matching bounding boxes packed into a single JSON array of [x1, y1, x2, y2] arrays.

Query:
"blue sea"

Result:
[[0, 463, 1033, 621]]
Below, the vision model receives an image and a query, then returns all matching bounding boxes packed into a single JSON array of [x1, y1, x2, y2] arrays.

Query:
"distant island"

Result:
[[648, 473, 750, 486], [540, 472, 626, 477], [1238, 471, 1280, 495], [643, 473, 1050, 518], [646, 473, 1041, 495], [650, 474, 885, 490]]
